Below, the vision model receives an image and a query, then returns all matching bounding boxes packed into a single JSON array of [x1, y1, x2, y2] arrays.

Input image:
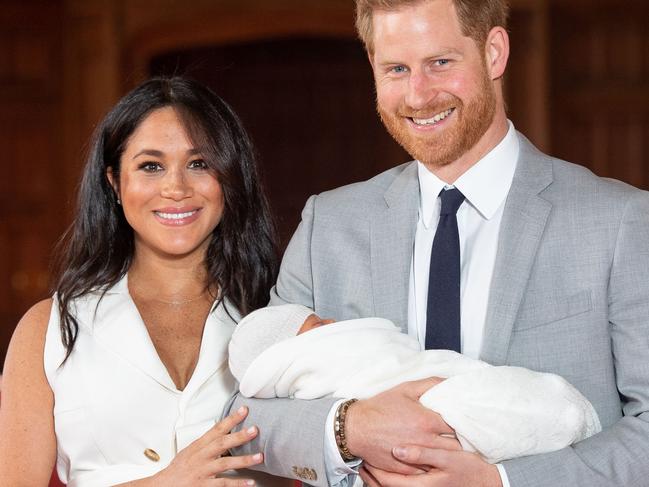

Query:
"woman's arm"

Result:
[[0, 299, 57, 487]]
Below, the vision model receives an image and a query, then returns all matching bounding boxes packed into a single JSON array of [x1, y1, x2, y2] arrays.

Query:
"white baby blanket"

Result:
[[229, 317, 601, 463]]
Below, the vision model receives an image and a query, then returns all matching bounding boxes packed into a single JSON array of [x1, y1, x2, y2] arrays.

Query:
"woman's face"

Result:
[[110, 107, 224, 260]]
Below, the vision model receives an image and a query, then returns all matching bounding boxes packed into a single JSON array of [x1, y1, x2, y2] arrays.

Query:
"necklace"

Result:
[[130, 288, 211, 306], [144, 293, 208, 306]]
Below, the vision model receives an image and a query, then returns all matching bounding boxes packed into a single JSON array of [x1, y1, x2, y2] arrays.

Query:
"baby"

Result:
[[229, 304, 601, 464]]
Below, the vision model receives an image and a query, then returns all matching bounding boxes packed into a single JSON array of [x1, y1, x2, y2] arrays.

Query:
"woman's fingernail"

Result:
[[393, 446, 407, 458], [253, 453, 263, 462], [246, 480, 256, 486], [237, 406, 247, 416], [247, 426, 257, 435]]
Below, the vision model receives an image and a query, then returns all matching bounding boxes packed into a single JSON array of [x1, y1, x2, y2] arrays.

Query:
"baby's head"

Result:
[[229, 303, 335, 381]]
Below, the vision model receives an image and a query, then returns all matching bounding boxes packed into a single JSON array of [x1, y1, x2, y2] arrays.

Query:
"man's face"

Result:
[[370, 0, 497, 170]]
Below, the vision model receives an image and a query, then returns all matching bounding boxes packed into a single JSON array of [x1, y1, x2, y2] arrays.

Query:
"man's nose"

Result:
[[405, 72, 438, 110], [161, 169, 193, 200]]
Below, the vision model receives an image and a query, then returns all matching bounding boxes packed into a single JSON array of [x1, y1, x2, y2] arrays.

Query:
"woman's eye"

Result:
[[189, 159, 208, 170], [138, 161, 162, 172]]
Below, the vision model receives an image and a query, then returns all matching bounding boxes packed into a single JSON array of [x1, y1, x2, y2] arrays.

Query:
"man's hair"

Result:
[[355, 0, 509, 53]]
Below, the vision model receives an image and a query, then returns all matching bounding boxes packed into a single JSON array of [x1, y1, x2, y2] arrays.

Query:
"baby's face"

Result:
[[297, 314, 336, 335]]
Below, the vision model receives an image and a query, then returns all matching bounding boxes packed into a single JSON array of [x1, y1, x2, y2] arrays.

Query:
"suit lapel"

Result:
[[370, 162, 419, 331], [480, 136, 554, 365]]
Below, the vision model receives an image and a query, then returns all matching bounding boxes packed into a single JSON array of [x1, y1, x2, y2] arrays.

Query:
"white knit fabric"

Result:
[[229, 316, 601, 464], [229, 304, 314, 383]]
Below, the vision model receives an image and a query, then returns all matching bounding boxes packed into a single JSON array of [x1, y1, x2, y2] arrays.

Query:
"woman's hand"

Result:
[[152, 406, 263, 486]]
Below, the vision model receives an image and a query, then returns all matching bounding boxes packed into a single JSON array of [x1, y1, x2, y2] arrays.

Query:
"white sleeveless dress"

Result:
[[44, 275, 289, 487]]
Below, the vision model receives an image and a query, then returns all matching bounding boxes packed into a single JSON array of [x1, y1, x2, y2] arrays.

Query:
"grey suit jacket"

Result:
[[232, 134, 649, 486]]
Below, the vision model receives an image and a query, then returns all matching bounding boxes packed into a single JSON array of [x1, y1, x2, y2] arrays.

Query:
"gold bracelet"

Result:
[[334, 398, 358, 461]]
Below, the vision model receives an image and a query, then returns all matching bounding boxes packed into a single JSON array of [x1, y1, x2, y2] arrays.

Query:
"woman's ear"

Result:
[[106, 167, 121, 205]]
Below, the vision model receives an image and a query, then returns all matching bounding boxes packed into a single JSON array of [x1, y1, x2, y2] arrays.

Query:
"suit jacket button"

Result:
[[144, 448, 160, 462]]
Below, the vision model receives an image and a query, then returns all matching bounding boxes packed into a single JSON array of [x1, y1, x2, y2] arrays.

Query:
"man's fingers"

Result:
[[435, 435, 462, 451], [421, 409, 455, 436], [374, 458, 427, 475], [395, 435, 462, 456], [359, 466, 382, 487], [363, 465, 420, 487], [401, 377, 445, 398], [392, 446, 454, 469]]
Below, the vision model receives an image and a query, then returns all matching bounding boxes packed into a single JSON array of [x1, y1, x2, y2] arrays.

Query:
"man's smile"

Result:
[[410, 107, 455, 126]]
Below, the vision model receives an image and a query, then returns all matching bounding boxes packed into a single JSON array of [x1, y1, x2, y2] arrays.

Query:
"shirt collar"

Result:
[[417, 120, 519, 228]]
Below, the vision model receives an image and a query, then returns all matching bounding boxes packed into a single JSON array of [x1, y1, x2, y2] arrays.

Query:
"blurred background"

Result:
[[1, 0, 648, 368]]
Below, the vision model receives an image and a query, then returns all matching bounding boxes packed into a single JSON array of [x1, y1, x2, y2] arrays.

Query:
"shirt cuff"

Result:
[[324, 400, 362, 485], [496, 463, 511, 487]]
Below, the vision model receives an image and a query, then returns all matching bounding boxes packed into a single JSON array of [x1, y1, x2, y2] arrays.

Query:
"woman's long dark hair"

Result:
[[54, 77, 279, 360]]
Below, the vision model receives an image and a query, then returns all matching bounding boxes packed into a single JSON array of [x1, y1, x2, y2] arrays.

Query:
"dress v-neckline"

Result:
[[92, 274, 235, 397]]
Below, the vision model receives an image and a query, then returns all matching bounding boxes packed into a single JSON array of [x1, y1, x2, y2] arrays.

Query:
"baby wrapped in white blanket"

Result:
[[229, 305, 601, 464]]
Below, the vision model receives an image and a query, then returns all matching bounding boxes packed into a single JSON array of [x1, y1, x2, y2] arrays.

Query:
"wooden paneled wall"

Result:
[[550, 0, 649, 189], [0, 1, 66, 362], [1, 0, 647, 368]]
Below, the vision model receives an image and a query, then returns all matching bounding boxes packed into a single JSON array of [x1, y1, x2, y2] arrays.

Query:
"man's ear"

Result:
[[106, 166, 120, 202], [367, 50, 375, 70], [485, 26, 510, 80]]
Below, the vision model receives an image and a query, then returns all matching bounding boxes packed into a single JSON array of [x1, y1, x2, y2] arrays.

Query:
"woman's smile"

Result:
[[153, 206, 202, 226]]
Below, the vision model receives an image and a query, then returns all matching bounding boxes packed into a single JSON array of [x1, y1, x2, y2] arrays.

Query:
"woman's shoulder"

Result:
[[7, 299, 54, 363], [0, 299, 57, 485], [2, 299, 54, 398]]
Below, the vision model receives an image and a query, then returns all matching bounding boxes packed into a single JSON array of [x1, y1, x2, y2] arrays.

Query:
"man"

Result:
[[232, 0, 649, 485]]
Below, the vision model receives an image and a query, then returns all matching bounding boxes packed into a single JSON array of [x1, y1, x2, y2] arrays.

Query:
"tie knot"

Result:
[[439, 188, 465, 216]]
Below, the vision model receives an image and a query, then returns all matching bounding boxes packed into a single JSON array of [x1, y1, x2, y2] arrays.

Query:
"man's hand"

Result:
[[345, 377, 456, 474], [359, 446, 503, 487]]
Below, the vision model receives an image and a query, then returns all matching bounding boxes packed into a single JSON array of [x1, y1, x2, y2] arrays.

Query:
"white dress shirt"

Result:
[[408, 121, 519, 357], [325, 122, 519, 486], [406, 120, 518, 486]]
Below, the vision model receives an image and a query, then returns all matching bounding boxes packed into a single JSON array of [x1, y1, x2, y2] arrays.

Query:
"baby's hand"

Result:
[[297, 314, 335, 335]]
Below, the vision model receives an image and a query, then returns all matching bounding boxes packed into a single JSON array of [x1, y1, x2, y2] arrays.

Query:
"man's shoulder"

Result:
[[519, 135, 646, 203], [548, 155, 646, 203], [314, 161, 415, 208]]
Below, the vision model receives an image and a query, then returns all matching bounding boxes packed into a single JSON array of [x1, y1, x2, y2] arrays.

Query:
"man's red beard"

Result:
[[378, 68, 497, 169]]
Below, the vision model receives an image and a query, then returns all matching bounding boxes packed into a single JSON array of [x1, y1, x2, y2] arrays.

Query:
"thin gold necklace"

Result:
[[131, 289, 210, 306], [145, 294, 208, 306]]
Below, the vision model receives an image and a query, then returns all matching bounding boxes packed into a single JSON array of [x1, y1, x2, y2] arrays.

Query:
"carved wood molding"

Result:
[[123, 6, 356, 89]]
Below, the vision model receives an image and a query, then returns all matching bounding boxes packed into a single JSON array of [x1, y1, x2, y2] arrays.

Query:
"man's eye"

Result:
[[138, 162, 162, 172], [189, 159, 208, 170], [435, 59, 450, 66], [391, 65, 408, 74]]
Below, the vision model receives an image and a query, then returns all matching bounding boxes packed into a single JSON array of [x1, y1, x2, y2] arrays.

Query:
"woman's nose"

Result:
[[161, 169, 193, 200]]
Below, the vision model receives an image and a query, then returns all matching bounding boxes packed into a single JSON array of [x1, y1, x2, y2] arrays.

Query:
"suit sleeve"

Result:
[[503, 190, 649, 486], [228, 196, 344, 486], [269, 195, 318, 308]]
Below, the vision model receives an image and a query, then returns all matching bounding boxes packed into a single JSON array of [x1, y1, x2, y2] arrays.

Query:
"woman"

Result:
[[0, 77, 284, 486]]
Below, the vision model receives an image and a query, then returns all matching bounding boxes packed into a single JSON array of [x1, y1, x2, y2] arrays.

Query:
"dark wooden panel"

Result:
[[550, 0, 649, 189], [0, 0, 65, 369], [151, 38, 409, 246]]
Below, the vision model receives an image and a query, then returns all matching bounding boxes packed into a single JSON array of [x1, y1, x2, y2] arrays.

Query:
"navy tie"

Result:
[[425, 187, 465, 352]]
